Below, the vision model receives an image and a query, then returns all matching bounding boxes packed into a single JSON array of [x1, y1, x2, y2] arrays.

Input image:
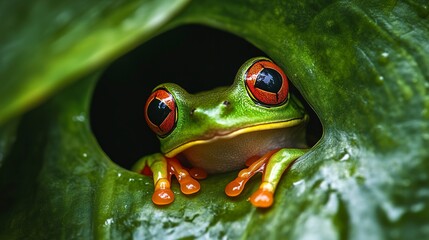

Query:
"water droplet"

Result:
[[375, 75, 384, 85], [378, 52, 389, 65], [293, 180, 306, 196], [72, 114, 85, 122], [104, 218, 114, 226], [338, 149, 351, 161], [416, 4, 429, 18], [82, 153, 88, 158], [339, 153, 350, 161], [117, 172, 122, 177], [293, 179, 304, 186]]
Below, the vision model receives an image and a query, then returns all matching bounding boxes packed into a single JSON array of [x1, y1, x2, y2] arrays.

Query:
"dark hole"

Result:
[[90, 25, 322, 169]]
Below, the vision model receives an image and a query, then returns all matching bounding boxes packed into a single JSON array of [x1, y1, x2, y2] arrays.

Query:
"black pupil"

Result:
[[255, 68, 282, 93], [147, 98, 171, 127]]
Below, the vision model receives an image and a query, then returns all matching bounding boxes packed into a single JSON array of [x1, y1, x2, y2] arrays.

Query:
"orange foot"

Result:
[[225, 149, 279, 208], [151, 158, 207, 206]]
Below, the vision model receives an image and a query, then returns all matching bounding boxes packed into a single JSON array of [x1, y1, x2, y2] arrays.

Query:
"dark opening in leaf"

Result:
[[90, 25, 322, 170]]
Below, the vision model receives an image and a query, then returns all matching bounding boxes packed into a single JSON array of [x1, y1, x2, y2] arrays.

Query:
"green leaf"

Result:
[[0, 0, 189, 125], [1, 0, 429, 239]]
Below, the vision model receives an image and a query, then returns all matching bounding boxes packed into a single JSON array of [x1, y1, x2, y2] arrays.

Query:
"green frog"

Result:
[[133, 57, 309, 208]]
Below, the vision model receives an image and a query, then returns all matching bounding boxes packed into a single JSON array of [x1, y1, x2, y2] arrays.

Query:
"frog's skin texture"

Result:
[[133, 57, 309, 208]]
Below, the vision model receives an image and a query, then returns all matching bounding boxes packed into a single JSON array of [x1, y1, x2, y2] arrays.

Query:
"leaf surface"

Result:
[[1, 0, 429, 239]]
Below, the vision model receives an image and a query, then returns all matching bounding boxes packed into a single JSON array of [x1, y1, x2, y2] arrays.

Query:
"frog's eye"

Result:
[[144, 88, 177, 137], [245, 60, 289, 106]]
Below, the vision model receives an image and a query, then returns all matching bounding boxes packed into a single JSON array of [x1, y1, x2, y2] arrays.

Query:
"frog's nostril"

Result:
[[220, 100, 233, 116], [190, 108, 196, 116]]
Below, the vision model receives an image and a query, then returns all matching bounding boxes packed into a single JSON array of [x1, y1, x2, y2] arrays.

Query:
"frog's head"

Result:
[[144, 57, 308, 170]]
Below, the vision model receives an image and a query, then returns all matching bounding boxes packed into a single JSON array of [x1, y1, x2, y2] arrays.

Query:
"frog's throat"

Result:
[[164, 114, 309, 158]]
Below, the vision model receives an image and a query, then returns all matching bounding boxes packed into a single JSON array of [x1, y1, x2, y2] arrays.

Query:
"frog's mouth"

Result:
[[164, 114, 309, 158]]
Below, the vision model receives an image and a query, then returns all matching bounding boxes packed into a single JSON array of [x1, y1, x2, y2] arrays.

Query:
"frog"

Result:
[[133, 57, 309, 208]]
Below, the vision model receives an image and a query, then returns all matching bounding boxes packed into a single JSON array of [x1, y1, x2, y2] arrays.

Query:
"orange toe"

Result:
[[179, 176, 200, 195], [249, 188, 273, 208], [225, 177, 247, 197], [152, 188, 174, 205], [152, 178, 174, 205]]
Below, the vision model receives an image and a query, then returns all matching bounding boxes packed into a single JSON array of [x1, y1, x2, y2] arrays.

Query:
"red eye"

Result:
[[144, 89, 177, 137], [245, 60, 289, 106]]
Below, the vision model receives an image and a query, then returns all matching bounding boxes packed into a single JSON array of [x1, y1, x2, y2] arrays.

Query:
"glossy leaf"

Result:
[[1, 0, 429, 239], [0, 0, 189, 125]]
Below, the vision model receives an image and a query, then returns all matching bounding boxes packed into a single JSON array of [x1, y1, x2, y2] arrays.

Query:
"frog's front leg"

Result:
[[225, 148, 308, 208], [133, 153, 206, 205]]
